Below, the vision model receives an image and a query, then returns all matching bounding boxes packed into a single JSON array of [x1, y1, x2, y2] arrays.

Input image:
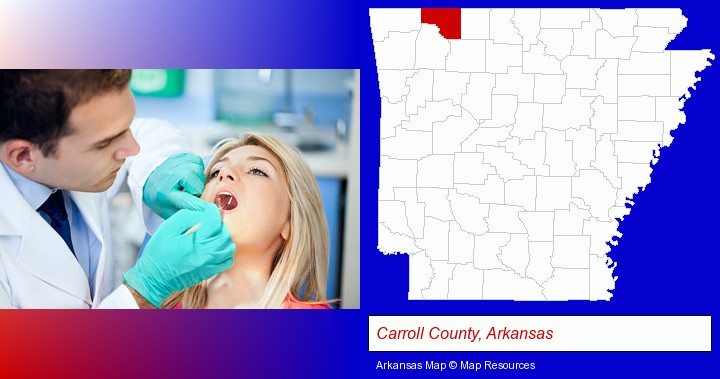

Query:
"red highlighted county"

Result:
[[421, 8, 461, 40]]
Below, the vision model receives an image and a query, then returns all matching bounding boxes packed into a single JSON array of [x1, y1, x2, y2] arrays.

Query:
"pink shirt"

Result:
[[282, 295, 332, 309]]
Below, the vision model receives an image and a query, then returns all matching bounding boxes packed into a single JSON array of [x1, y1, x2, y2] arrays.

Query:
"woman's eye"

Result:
[[208, 169, 220, 179], [249, 168, 267, 177]]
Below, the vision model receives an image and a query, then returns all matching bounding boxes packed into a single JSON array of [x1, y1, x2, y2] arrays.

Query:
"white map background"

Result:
[[372, 8, 713, 300]]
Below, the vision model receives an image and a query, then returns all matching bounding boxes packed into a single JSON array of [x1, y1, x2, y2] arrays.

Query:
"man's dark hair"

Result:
[[0, 70, 132, 156]]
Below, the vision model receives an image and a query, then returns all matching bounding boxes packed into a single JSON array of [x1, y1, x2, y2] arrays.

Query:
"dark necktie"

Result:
[[37, 190, 76, 256]]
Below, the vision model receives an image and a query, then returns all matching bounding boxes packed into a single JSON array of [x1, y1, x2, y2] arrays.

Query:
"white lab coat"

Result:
[[0, 118, 192, 308]]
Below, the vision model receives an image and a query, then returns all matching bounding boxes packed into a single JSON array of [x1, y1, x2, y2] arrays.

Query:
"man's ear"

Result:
[[281, 219, 290, 241], [2, 139, 38, 174]]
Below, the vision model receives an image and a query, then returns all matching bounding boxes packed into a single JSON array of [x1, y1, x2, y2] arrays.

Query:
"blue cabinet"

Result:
[[316, 176, 343, 301]]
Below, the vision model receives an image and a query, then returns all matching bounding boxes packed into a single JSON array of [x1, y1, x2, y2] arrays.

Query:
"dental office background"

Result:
[[111, 69, 360, 308]]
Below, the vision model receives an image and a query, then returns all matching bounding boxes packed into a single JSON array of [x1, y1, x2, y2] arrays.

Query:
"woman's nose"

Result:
[[218, 169, 235, 182]]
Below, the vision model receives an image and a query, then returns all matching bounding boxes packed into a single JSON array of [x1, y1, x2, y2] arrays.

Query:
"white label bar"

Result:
[[369, 316, 711, 352]]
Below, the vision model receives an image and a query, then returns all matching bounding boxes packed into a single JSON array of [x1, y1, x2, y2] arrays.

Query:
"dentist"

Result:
[[0, 70, 235, 308]]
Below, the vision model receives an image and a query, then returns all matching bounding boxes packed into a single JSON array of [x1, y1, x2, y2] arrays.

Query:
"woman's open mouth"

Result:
[[214, 192, 238, 211]]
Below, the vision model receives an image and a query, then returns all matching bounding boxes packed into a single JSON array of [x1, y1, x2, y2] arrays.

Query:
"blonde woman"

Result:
[[162, 133, 331, 309]]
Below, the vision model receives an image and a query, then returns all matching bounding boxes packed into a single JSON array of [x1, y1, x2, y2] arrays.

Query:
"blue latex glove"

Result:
[[123, 201, 235, 307], [143, 153, 207, 219]]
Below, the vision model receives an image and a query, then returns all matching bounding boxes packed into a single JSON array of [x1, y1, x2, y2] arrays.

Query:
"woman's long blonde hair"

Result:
[[162, 132, 329, 308]]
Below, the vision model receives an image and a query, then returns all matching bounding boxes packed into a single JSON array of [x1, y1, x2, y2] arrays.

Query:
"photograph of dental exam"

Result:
[[121, 69, 359, 309]]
